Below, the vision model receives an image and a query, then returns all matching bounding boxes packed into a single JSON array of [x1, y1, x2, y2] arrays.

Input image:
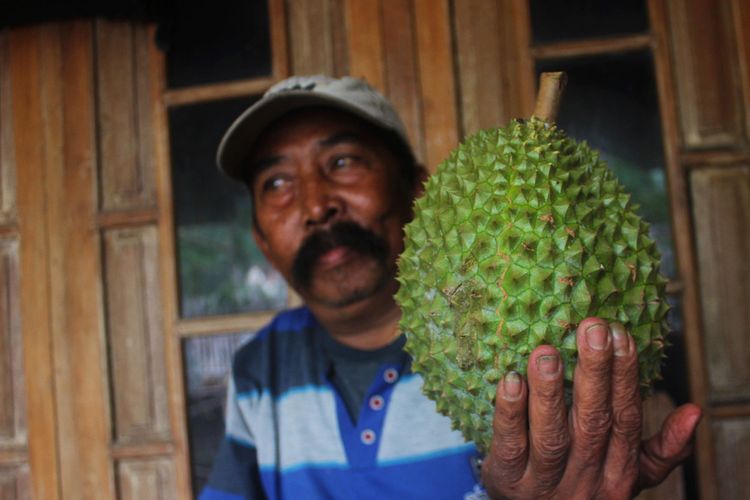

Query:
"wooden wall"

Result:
[[665, 0, 750, 497], [1, 0, 749, 498], [1, 22, 188, 499], [0, 29, 28, 500]]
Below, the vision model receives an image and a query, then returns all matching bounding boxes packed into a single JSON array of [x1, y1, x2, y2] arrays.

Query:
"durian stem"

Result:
[[532, 72, 567, 122]]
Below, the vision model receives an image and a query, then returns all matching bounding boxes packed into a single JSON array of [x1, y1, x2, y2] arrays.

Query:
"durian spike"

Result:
[[531, 71, 568, 122]]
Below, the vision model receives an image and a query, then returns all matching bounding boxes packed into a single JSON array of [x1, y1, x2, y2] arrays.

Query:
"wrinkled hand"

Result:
[[481, 318, 702, 500]]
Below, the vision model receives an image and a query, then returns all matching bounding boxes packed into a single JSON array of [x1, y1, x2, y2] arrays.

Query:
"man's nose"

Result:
[[300, 176, 343, 229]]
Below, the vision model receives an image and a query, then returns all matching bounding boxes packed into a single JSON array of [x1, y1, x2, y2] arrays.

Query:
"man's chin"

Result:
[[300, 267, 392, 309]]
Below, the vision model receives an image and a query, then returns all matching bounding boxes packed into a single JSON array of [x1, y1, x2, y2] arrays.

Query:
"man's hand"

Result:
[[481, 317, 702, 499]]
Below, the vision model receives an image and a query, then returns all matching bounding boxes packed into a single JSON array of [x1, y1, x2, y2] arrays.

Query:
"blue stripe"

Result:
[[235, 388, 267, 401], [198, 486, 245, 500], [277, 383, 333, 403], [225, 433, 255, 449], [258, 449, 481, 500], [378, 443, 477, 467], [261, 460, 349, 475], [250, 306, 317, 343], [236, 383, 333, 403]]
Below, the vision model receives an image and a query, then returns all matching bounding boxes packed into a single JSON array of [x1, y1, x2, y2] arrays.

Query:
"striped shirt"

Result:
[[200, 307, 486, 500]]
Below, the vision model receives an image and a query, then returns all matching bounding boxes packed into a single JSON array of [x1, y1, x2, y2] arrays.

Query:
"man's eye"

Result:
[[332, 156, 357, 170], [262, 176, 288, 193]]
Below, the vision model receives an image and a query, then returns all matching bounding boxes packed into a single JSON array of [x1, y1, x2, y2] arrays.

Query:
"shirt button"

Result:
[[383, 368, 399, 383], [361, 429, 376, 445], [369, 394, 385, 411]]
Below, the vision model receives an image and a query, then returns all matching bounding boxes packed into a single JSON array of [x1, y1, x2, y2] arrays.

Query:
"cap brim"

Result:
[[217, 91, 389, 181]]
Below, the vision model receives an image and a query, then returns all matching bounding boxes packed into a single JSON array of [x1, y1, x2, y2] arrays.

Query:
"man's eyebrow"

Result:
[[319, 132, 366, 149], [249, 155, 284, 177]]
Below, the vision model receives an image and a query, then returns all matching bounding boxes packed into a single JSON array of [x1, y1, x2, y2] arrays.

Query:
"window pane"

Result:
[[183, 332, 255, 495], [169, 97, 288, 317], [530, 0, 648, 43], [536, 51, 677, 278], [163, 0, 271, 88]]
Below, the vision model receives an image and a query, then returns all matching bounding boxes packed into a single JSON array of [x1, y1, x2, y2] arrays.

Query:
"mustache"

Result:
[[291, 220, 389, 290]]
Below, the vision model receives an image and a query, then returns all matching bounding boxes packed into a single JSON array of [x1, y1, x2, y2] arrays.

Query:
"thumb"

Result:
[[637, 403, 702, 489]]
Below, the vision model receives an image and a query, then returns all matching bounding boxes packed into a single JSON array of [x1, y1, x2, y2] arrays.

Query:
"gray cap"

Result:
[[217, 75, 412, 181]]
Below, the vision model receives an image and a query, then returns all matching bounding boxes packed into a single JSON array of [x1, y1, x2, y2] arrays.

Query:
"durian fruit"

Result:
[[395, 73, 669, 453]]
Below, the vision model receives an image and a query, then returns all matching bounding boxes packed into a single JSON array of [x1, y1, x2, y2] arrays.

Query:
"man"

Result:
[[200, 75, 701, 499]]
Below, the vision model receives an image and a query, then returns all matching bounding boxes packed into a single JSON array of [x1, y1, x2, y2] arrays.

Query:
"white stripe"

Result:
[[237, 385, 348, 470], [225, 377, 256, 446], [377, 374, 470, 462]]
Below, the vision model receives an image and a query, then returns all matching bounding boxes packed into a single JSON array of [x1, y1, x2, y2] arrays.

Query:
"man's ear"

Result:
[[411, 164, 429, 200]]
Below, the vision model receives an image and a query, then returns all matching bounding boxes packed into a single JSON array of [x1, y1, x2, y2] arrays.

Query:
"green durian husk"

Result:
[[395, 118, 669, 453]]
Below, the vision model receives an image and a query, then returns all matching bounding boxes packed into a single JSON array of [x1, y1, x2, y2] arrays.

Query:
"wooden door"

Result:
[[3, 2, 750, 498], [2, 21, 185, 499]]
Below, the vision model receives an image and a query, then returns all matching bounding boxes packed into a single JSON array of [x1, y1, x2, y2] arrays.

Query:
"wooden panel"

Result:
[[329, 0, 349, 77], [116, 458, 176, 500], [413, 0, 458, 171], [344, 0, 383, 89], [498, 0, 535, 121], [690, 166, 750, 402], [40, 22, 114, 498], [648, 2, 718, 497], [0, 33, 16, 224], [733, 0, 750, 142], [95, 20, 157, 212], [149, 35, 193, 499], [287, 0, 348, 76], [453, 0, 506, 136], [713, 418, 750, 500], [380, 0, 424, 162], [10, 25, 61, 500], [667, 0, 743, 148], [0, 464, 30, 500], [0, 238, 24, 446], [104, 226, 170, 444], [270, 0, 290, 79]]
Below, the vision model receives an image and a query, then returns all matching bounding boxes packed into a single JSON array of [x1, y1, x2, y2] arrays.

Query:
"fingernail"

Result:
[[537, 354, 559, 375], [503, 371, 521, 400], [611, 322, 629, 356], [585, 322, 609, 351]]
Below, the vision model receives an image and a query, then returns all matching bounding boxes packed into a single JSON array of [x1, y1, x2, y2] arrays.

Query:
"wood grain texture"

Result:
[[0, 464, 30, 500], [163, 77, 276, 106], [270, 0, 290, 79], [712, 418, 750, 500], [380, 0, 424, 162], [330, 0, 349, 77], [9, 25, 61, 500], [288, 0, 339, 75], [732, 0, 750, 143], [116, 458, 176, 500], [649, 2, 717, 496], [0, 33, 16, 225], [413, 0, 458, 172], [690, 166, 750, 402], [149, 35, 193, 499], [104, 227, 170, 444], [95, 20, 157, 212], [531, 34, 652, 60], [453, 0, 505, 136], [666, 0, 744, 148], [0, 238, 24, 447], [39, 22, 114, 499], [344, 0, 384, 90], [499, 0, 535, 120]]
